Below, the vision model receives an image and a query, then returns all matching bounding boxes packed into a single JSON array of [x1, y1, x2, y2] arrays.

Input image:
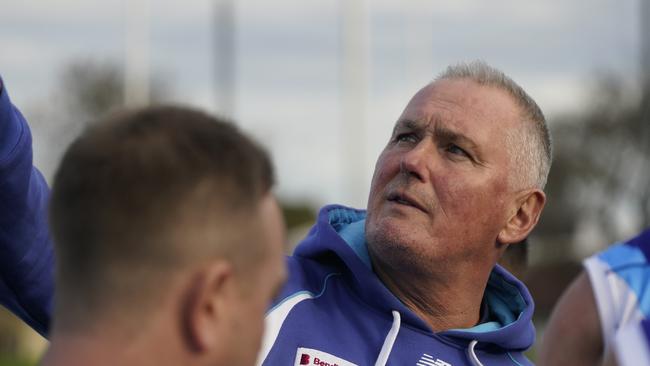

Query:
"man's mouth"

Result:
[[386, 192, 427, 213]]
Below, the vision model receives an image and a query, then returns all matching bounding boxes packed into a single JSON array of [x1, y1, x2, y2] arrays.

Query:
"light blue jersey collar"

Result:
[[338, 219, 372, 269]]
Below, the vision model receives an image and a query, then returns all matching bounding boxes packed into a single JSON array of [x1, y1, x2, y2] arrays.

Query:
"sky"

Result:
[[0, 0, 643, 209]]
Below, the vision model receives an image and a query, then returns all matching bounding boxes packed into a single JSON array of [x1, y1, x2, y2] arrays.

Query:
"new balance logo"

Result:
[[416, 353, 452, 366]]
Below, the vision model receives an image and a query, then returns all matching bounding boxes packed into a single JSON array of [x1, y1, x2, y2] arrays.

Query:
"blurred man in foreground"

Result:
[[40, 106, 287, 366], [540, 228, 650, 366], [1, 61, 551, 365]]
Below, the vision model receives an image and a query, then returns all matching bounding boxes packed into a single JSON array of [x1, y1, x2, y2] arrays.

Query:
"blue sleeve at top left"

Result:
[[0, 77, 54, 338]]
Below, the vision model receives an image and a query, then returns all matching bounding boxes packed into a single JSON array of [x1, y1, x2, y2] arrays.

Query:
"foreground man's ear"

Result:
[[498, 189, 546, 245], [182, 261, 234, 353]]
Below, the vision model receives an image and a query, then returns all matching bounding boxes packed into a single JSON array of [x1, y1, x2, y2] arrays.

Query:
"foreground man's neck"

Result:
[[42, 336, 138, 366], [41, 327, 186, 366]]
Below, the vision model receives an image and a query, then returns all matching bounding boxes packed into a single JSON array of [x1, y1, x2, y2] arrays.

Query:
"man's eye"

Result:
[[447, 144, 469, 158], [395, 133, 417, 143]]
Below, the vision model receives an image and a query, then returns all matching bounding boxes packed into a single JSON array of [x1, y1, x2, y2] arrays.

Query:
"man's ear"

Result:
[[498, 189, 546, 245], [181, 260, 234, 354]]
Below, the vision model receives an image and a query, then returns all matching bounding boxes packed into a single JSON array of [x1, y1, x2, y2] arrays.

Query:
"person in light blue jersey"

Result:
[[541, 228, 650, 366]]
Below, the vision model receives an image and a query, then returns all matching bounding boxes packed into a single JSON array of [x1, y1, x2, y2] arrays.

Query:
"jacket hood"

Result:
[[294, 204, 536, 351]]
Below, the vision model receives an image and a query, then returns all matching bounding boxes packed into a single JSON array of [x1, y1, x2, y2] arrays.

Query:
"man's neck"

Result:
[[42, 336, 132, 366], [372, 255, 492, 332], [41, 327, 185, 366]]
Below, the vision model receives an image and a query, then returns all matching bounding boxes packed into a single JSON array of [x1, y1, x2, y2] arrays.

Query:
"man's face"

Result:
[[224, 194, 287, 366], [365, 78, 522, 274]]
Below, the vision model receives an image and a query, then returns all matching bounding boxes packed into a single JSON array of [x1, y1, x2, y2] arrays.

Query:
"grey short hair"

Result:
[[436, 61, 552, 190]]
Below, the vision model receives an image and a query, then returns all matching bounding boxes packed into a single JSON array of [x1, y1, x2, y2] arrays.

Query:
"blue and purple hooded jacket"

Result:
[[258, 205, 535, 366]]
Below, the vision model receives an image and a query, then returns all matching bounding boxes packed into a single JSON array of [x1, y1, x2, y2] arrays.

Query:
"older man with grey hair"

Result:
[[1, 61, 551, 366], [258, 61, 551, 366]]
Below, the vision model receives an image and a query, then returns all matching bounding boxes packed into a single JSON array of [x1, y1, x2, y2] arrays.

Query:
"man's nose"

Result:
[[399, 140, 435, 182]]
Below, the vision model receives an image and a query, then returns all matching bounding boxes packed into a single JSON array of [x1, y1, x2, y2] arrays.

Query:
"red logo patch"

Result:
[[300, 354, 310, 365]]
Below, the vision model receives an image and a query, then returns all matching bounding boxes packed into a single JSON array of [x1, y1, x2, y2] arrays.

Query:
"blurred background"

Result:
[[1, 0, 648, 363]]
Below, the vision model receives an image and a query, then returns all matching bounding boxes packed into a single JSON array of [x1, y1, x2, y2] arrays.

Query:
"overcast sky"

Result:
[[0, 0, 642, 208]]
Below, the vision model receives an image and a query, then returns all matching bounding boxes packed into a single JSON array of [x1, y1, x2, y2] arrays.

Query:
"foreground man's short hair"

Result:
[[49, 106, 274, 329]]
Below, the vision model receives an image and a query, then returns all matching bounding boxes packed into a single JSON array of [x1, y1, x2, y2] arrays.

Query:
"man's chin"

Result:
[[366, 218, 422, 251], [366, 227, 433, 277]]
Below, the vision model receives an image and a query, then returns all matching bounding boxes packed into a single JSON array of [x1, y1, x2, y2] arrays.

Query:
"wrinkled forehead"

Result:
[[396, 79, 522, 136]]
